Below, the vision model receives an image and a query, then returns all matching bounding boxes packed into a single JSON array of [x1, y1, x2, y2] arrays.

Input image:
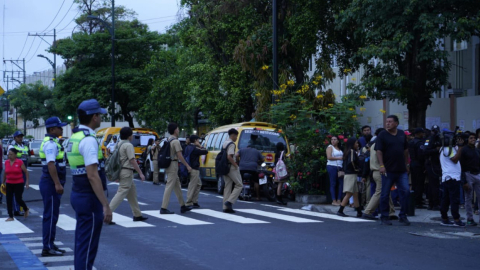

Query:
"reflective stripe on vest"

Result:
[[67, 130, 104, 174], [13, 144, 29, 162]]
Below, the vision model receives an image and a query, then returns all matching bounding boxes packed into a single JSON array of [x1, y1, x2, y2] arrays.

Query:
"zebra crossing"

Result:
[[0, 205, 374, 235]]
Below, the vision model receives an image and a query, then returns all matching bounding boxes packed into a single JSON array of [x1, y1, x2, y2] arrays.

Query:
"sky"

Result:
[[0, 0, 183, 91]]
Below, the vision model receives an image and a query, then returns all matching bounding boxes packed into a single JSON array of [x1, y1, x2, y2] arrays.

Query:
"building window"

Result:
[[453, 40, 468, 51]]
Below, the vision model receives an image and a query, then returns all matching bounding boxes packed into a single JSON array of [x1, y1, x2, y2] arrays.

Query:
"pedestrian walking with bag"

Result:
[[185, 135, 208, 208], [3, 148, 29, 221], [221, 128, 243, 213], [337, 138, 362, 217], [274, 142, 288, 205], [326, 135, 344, 206], [151, 138, 161, 185], [108, 127, 148, 225]]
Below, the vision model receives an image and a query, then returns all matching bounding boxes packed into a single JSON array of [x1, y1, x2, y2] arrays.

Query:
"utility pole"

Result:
[[272, 0, 278, 104], [3, 59, 26, 130], [29, 30, 57, 88]]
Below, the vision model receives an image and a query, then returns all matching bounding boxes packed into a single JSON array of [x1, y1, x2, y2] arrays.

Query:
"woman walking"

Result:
[[274, 142, 288, 205], [3, 148, 29, 221], [326, 136, 344, 206], [337, 138, 362, 217]]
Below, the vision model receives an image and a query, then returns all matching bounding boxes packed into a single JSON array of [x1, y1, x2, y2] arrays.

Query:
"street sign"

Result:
[[0, 85, 5, 96]]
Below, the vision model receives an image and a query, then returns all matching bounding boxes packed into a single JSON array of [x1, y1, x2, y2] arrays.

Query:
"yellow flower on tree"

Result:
[[380, 109, 386, 114], [349, 108, 354, 111], [360, 107, 366, 112], [290, 114, 297, 120], [351, 77, 356, 81], [359, 95, 367, 99], [261, 65, 269, 70], [316, 75, 323, 80], [352, 115, 357, 119], [328, 103, 334, 107], [300, 100, 306, 104], [344, 68, 352, 74], [280, 84, 287, 90], [313, 81, 319, 85], [316, 94, 324, 99], [287, 80, 294, 86], [255, 93, 261, 97]]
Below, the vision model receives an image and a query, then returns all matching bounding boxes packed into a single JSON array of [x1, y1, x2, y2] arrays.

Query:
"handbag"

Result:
[[274, 151, 288, 181], [0, 183, 6, 195], [337, 168, 345, 178]]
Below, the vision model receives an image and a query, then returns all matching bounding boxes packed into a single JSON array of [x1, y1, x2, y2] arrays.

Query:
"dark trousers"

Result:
[[381, 172, 409, 219], [440, 180, 460, 220], [410, 163, 425, 205], [71, 191, 104, 270], [40, 178, 65, 251], [12, 172, 26, 212], [426, 165, 441, 207], [6, 182, 28, 218]]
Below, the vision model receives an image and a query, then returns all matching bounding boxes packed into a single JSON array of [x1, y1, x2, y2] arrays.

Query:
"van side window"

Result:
[[219, 132, 228, 147], [214, 133, 225, 151], [207, 133, 217, 151], [202, 135, 210, 148]]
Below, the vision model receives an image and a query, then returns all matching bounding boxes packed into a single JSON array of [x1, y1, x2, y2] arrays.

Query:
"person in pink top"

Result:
[[3, 148, 29, 221]]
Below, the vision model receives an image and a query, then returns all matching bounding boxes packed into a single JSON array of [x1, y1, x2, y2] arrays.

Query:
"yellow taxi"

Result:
[[199, 122, 289, 194], [96, 127, 159, 158]]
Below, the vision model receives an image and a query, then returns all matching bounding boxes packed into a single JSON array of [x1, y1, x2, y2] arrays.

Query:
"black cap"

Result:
[[414, 127, 424, 134]]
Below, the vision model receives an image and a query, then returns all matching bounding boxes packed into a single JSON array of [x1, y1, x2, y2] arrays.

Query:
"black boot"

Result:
[[337, 206, 347, 217], [276, 195, 287, 205], [355, 207, 362, 218]]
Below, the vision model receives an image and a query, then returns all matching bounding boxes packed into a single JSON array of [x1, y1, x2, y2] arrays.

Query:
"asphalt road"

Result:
[[0, 165, 478, 270]]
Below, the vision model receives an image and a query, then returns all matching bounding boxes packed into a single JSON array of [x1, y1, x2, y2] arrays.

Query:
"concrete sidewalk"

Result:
[[287, 201, 480, 224]]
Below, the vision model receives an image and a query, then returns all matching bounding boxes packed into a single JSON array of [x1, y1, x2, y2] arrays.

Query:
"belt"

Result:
[[121, 167, 135, 171], [172, 159, 178, 161]]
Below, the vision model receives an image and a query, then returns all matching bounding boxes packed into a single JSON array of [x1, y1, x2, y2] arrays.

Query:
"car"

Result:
[[28, 140, 43, 165], [62, 138, 70, 165]]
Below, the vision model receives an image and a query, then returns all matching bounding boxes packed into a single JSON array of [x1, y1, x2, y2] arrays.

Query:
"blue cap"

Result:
[[45, 117, 68, 128], [13, 131, 24, 137], [77, 99, 107, 115]]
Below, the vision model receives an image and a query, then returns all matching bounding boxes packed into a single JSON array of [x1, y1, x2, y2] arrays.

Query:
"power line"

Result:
[[57, 7, 82, 34], [39, 0, 67, 33], [22, 36, 36, 59], [49, 0, 75, 33], [17, 36, 29, 59], [26, 39, 43, 63]]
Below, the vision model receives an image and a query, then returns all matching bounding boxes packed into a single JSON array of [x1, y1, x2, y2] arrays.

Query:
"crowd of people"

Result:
[[326, 115, 480, 227]]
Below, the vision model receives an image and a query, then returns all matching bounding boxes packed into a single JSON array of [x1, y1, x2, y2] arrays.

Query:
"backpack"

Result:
[[358, 146, 370, 177], [215, 142, 234, 175], [158, 138, 176, 169], [105, 140, 127, 182], [179, 145, 195, 178], [274, 151, 288, 181]]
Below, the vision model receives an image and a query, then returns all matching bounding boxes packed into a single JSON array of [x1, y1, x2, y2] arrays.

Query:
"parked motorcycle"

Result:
[[239, 163, 276, 202]]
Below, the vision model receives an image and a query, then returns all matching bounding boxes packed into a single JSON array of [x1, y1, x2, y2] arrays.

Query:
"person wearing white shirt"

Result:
[[439, 139, 465, 227], [106, 136, 118, 156]]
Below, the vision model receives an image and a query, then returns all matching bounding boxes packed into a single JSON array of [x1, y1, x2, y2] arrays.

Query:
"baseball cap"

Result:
[[45, 117, 68, 128], [404, 131, 412, 136], [13, 130, 24, 137], [77, 99, 107, 115], [413, 127, 424, 134]]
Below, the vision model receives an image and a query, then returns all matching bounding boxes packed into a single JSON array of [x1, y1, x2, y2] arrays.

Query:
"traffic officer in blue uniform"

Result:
[[39, 117, 68, 257], [8, 130, 29, 216], [67, 99, 112, 270]]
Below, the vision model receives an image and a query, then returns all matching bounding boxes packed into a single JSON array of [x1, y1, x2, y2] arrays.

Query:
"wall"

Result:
[[456, 95, 480, 132]]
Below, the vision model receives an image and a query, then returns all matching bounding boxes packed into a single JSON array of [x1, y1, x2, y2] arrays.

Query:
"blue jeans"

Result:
[[381, 172, 409, 219], [327, 165, 344, 201]]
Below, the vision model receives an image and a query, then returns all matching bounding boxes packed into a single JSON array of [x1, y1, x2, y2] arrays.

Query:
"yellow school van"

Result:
[[199, 122, 289, 194], [96, 127, 158, 158]]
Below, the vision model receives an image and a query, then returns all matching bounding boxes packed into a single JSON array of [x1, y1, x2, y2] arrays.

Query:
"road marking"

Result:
[[0, 219, 34, 234], [111, 213, 154, 228], [278, 209, 375, 222], [57, 214, 77, 231], [143, 210, 212, 225], [25, 241, 63, 247], [31, 247, 73, 255], [215, 196, 223, 199], [108, 182, 119, 185], [237, 200, 254, 204], [191, 209, 269, 224], [27, 169, 33, 172], [29, 184, 40, 190], [236, 209, 322, 223], [39, 255, 75, 263], [123, 198, 148, 205], [47, 266, 96, 270], [19, 237, 43, 241], [261, 204, 285, 208], [199, 192, 210, 196]]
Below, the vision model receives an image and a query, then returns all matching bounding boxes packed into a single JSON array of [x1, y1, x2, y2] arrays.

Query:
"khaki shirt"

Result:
[[223, 138, 236, 163], [167, 136, 182, 172], [152, 144, 160, 160], [370, 142, 380, 171], [119, 141, 135, 169]]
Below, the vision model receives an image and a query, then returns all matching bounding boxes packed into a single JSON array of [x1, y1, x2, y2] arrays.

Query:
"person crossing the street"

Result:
[[223, 128, 243, 213], [67, 99, 112, 270], [8, 130, 29, 216], [160, 123, 193, 214], [39, 117, 69, 257], [185, 135, 208, 208], [106, 136, 118, 156], [108, 127, 148, 225], [151, 138, 161, 185]]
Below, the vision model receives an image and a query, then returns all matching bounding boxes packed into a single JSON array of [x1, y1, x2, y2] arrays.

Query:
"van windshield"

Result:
[[238, 130, 287, 153], [132, 134, 157, 147]]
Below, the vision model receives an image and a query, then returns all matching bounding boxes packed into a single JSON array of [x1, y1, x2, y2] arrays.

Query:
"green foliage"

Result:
[[0, 119, 16, 139]]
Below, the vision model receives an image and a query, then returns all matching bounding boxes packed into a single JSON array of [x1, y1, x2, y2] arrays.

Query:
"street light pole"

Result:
[[87, 0, 115, 127], [37, 54, 56, 88]]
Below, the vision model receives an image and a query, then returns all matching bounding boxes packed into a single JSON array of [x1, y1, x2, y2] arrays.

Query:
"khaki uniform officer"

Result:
[[160, 123, 193, 214], [223, 128, 243, 213], [185, 135, 208, 208], [152, 138, 161, 185]]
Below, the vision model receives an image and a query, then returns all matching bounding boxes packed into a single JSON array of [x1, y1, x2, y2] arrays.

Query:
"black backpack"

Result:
[[158, 138, 176, 169], [215, 142, 235, 175]]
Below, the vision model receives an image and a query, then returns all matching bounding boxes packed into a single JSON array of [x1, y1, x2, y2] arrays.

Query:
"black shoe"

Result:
[[107, 221, 116, 225], [389, 215, 399, 220], [14, 211, 23, 216], [276, 198, 287, 205], [336, 211, 347, 217], [223, 209, 236, 214], [193, 203, 200, 208], [361, 213, 378, 220], [432, 206, 441, 211], [415, 205, 426, 209], [160, 208, 174, 214], [53, 245, 66, 254], [153, 182, 160, 185], [133, 216, 148, 222], [181, 205, 193, 213], [41, 249, 63, 257], [224, 201, 233, 210], [381, 218, 393, 225], [399, 217, 411, 226]]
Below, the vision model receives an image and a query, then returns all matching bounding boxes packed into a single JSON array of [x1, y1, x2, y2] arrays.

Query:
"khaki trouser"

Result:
[[109, 169, 142, 217], [162, 165, 185, 209], [153, 159, 160, 184], [223, 166, 243, 210], [364, 171, 396, 216], [186, 170, 201, 206]]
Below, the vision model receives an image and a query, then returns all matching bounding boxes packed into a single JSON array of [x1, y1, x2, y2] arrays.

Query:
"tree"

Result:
[[335, 0, 480, 128], [53, 2, 162, 127], [0, 119, 16, 139]]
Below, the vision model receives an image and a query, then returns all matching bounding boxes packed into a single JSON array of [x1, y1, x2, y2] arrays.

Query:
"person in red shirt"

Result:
[[3, 148, 29, 221]]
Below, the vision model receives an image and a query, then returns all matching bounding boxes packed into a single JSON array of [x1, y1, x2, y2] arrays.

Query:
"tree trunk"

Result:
[[407, 101, 428, 130]]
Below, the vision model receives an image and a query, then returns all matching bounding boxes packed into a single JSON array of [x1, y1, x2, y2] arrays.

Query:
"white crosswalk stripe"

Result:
[[123, 198, 148, 205], [0, 218, 33, 234], [29, 184, 40, 190], [236, 209, 322, 223], [25, 241, 63, 247], [111, 213, 155, 228], [40, 214, 77, 231], [39, 255, 75, 263], [191, 209, 269, 224], [19, 237, 43, 241], [143, 210, 212, 225], [279, 208, 375, 222]]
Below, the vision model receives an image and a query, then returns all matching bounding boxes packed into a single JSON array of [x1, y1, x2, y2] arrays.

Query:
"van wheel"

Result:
[[145, 162, 153, 181], [217, 175, 225, 195]]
